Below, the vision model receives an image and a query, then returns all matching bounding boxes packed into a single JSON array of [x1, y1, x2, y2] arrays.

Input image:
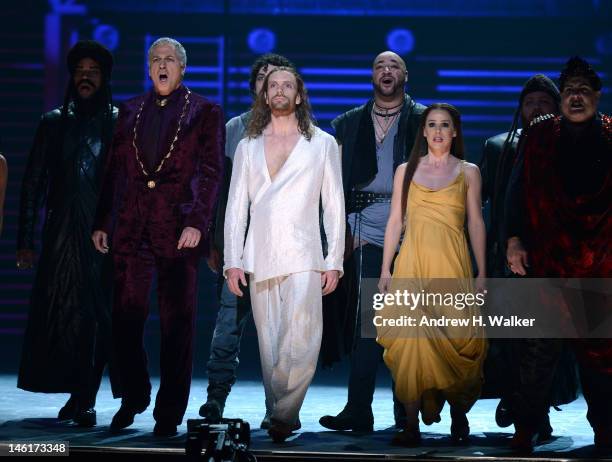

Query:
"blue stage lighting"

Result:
[[248, 28, 276, 54], [386, 28, 415, 55], [93, 24, 120, 51], [596, 33, 612, 55]]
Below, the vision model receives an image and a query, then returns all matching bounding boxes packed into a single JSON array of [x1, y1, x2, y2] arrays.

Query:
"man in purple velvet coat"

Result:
[[92, 37, 224, 436]]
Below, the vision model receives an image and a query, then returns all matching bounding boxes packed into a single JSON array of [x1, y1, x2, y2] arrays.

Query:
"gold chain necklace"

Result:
[[132, 88, 191, 189]]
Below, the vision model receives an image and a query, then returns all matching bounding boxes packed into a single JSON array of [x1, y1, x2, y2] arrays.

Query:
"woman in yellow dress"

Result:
[[377, 103, 487, 446]]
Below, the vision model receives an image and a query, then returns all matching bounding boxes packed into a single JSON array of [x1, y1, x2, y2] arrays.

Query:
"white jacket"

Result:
[[223, 126, 345, 283]]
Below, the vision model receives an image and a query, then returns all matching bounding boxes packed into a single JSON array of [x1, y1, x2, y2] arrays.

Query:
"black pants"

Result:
[[512, 338, 563, 427], [112, 235, 199, 425], [345, 244, 405, 424]]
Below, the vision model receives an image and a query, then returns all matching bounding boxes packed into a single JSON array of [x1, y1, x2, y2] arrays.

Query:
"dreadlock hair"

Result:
[[559, 56, 602, 92], [492, 74, 560, 218], [248, 53, 296, 98], [400, 103, 465, 218], [247, 66, 316, 141]]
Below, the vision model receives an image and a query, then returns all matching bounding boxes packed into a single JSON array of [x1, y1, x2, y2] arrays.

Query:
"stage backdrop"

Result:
[[0, 0, 610, 378]]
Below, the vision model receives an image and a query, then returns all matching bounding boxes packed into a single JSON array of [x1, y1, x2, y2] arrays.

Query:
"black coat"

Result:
[[479, 130, 521, 277], [17, 103, 120, 396]]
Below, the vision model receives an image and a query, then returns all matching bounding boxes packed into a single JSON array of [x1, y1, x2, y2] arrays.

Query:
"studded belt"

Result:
[[348, 190, 392, 213]]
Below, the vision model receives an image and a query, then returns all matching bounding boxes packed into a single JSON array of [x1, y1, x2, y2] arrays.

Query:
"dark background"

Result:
[[0, 0, 610, 383]]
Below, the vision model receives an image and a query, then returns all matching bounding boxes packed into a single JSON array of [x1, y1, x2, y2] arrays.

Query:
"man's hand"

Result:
[[206, 247, 222, 273], [378, 269, 392, 294], [506, 237, 528, 276], [226, 267, 247, 297], [321, 270, 340, 296], [178, 226, 201, 249], [16, 249, 35, 270], [92, 230, 109, 254]]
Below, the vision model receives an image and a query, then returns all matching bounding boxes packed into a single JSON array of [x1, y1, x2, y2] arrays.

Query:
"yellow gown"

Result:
[[377, 162, 487, 423]]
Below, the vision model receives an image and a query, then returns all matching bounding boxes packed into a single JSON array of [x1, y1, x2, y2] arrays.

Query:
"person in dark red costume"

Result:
[[92, 37, 224, 436], [506, 56, 611, 451]]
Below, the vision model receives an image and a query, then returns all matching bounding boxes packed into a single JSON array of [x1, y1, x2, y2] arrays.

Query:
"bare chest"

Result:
[[263, 134, 301, 180]]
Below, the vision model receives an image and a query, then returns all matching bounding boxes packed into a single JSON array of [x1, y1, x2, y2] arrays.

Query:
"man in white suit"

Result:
[[224, 67, 345, 442]]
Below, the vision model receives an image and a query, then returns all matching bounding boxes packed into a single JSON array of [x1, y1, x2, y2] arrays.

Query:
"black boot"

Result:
[[74, 408, 97, 427], [199, 383, 230, 423], [110, 401, 149, 432], [319, 405, 374, 432], [199, 398, 225, 423]]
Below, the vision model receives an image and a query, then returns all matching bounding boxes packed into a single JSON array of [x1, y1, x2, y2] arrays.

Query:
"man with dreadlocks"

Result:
[[479, 75, 578, 442], [480, 74, 559, 278], [506, 56, 612, 451], [17, 40, 119, 427], [224, 67, 344, 442]]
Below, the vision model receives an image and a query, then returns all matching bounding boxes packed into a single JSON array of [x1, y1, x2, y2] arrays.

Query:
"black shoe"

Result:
[[450, 409, 470, 445], [153, 421, 178, 437], [199, 399, 224, 423], [74, 408, 97, 428], [268, 419, 294, 443], [495, 399, 513, 428], [319, 407, 374, 432], [58, 396, 78, 421], [391, 427, 421, 447], [110, 403, 147, 431]]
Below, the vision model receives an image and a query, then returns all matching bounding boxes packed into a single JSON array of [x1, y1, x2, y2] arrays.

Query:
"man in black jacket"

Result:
[[319, 51, 425, 431], [17, 40, 119, 427], [478, 75, 580, 444], [479, 74, 559, 278]]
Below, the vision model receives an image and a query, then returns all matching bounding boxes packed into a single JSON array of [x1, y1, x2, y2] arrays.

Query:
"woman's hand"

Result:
[[378, 269, 392, 294]]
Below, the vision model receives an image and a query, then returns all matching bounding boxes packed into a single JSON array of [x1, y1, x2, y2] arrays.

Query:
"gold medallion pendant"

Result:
[[147, 180, 156, 189]]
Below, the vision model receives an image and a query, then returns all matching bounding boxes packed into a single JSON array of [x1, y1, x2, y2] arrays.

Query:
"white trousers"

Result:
[[249, 271, 322, 425]]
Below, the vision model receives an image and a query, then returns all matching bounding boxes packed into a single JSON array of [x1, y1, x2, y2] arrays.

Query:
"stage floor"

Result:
[[0, 375, 609, 460]]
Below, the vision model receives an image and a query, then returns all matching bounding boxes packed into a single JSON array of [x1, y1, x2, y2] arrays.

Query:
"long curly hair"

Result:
[[247, 67, 316, 141], [400, 103, 465, 218]]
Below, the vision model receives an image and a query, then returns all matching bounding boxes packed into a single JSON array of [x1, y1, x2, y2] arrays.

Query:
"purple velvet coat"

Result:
[[94, 85, 224, 258]]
